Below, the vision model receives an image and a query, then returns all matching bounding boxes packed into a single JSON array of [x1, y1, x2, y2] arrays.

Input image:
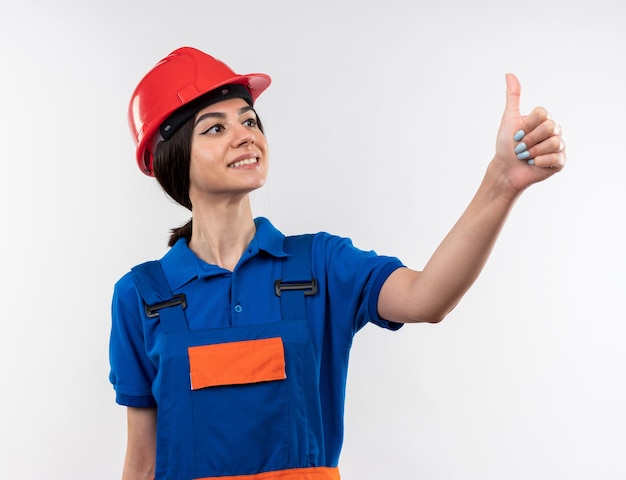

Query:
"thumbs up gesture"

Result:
[[494, 74, 566, 192]]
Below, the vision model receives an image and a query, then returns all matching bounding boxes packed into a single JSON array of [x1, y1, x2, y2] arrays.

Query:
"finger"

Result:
[[522, 106, 551, 134], [527, 134, 565, 159], [522, 117, 561, 149], [530, 150, 566, 170], [504, 73, 522, 116]]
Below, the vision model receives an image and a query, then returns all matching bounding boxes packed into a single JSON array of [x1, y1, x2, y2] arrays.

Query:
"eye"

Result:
[[243, 117, 258, 128], [200, 123, 225, 135]]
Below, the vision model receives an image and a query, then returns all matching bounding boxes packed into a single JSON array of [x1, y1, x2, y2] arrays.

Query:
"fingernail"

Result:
[[517, 151, 531, 160], [514, 142, 527, 154], [528, 159, 535, 166], [513, 130, 525, 142]]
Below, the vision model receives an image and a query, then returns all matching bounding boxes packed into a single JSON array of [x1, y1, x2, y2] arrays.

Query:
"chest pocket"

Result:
[[188, 337, 286, 390], [185, 325, 295, 478]]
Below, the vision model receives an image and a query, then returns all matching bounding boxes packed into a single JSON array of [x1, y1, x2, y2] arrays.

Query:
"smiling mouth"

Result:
[[228, 157, 258, 168]]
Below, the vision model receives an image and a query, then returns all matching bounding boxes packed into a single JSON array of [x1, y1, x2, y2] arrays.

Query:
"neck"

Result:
[[188, 196, 256, 271]]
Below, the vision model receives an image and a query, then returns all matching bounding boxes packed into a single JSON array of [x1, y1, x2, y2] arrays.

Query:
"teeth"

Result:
[[229, 158, 258, 168]]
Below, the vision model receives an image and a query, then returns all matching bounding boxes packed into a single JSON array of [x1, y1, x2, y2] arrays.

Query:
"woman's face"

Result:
[[189, 97, 268, 203]]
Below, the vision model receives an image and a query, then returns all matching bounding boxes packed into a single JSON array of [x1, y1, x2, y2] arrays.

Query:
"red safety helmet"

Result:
[[128, 47, 271, 176]]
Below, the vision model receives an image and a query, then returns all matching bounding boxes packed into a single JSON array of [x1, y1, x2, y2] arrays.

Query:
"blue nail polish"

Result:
[[517, 151, 531, 160], [528, 159, 535, 166], [513, 130, 525, 142], [514, 142, 527, 154]]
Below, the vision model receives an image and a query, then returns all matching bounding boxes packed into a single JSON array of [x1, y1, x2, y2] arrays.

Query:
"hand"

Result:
[[493, 73, 566, 193]]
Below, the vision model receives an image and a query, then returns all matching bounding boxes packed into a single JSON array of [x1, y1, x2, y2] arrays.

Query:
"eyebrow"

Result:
[[194, 105, 255, 127]]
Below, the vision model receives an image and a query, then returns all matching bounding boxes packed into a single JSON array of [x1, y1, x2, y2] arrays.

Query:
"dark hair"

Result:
[[153, 110, 265, 247], [153, 115, 195, 246]]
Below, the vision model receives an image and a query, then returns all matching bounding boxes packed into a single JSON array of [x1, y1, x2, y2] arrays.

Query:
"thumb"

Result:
[[504, 73, 522, 116]]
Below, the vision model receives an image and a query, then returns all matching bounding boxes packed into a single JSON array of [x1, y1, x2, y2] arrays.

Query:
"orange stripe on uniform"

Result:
[[195, 466, 340, 480], [188, 337, 286, 390]]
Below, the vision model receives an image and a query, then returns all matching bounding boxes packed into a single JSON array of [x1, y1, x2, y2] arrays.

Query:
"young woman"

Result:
[[110, 46, 565, 480]]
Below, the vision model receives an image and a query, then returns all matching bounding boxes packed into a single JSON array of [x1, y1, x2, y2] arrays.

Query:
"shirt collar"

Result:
[[252, 217, 287, 258], [160, 217, 287, 291]]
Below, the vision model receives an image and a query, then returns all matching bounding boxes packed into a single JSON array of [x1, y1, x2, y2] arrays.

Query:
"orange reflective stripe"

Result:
[[188, 337, 286, 390], [195, 466, 340, 480]]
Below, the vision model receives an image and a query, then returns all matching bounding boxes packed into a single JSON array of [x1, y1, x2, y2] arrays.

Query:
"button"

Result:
[[234, 304, 243, 313]]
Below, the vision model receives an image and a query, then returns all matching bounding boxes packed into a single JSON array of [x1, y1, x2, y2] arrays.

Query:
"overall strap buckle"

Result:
[[144, 293, 187, 318], [276, 235, 316, 322], [274, 279, 318, 297]]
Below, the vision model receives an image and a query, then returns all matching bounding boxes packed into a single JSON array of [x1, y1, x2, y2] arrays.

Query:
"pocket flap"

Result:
[[188, 337, 286, 390]]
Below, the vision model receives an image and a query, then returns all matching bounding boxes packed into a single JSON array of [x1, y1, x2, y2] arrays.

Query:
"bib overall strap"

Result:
[[131, 261, 188, 334], [275, 235, 317, 321]]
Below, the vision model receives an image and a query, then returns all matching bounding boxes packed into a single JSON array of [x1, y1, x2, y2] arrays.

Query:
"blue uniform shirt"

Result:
[[109, 217, 404, 473]]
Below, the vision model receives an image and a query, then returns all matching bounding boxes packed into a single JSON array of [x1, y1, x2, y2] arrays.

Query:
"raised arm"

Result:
[[378, 74, 566, 324]]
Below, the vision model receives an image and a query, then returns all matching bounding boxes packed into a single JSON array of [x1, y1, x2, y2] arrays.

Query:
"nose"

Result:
[[232, 123, 255, 148]]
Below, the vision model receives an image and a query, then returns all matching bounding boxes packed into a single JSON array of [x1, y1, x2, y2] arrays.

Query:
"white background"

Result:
[[1, 1, 625, 478]]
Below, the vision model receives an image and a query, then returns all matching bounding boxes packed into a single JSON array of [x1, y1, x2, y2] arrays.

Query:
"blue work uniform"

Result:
[[109, 217, 404, 479]]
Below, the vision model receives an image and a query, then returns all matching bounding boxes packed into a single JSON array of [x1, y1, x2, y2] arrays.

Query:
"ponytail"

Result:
[[168, 218, 193, 247], [153, 117, 194, 246]]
